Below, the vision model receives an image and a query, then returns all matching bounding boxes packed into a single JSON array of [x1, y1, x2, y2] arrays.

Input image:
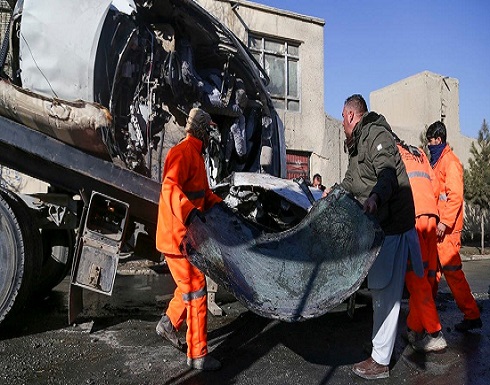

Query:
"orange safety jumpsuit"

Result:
[[398, 144, 442, 334], [432, 144, 480, 320], [156, 134, 222, 359]]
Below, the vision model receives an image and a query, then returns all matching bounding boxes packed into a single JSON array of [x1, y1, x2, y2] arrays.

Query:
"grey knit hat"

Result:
[[185, 108, 214, 132]]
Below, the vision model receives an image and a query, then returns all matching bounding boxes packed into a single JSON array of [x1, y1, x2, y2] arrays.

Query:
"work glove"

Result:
[[186, 208, 206, 225]]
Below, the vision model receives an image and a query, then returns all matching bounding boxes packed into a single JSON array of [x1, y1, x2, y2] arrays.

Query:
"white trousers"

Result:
[[370, 232, 411, 365]]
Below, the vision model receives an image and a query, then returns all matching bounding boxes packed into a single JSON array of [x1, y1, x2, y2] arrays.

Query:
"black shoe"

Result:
[[402, 328, 424, 345], [156, 315, 186, 352], [455, 317, 482, 332]]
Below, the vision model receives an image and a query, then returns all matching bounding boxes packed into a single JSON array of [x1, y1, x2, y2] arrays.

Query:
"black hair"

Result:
[[344, 94, 368, 114], [426, 121, 447, 143]]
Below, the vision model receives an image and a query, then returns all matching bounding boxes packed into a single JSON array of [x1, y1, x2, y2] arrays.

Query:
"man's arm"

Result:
[[368, 128, 399, 207], [363, 192, 379, 214], [439, 159, 464, 230]]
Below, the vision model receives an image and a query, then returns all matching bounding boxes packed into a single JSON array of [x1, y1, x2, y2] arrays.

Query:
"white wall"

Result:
[[371, 71, 474, 168]]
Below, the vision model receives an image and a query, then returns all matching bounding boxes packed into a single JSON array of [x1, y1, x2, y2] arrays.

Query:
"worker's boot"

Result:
[[187, 355, 221, 371], [412, 331, 447, 352], [156, 315, 186, 352], [403, 328, 424, 345], [455, 317, 482, 332]]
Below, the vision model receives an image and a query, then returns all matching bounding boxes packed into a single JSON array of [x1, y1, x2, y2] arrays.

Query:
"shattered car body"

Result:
[[183, 176, 384, 322], [3, 0, 285, 181]]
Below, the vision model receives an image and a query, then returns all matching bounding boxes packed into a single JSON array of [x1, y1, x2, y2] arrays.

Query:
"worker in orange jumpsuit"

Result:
[[426, 121, 482, 332], [155, 108, 222, 370], [395, 137, 446, 351]]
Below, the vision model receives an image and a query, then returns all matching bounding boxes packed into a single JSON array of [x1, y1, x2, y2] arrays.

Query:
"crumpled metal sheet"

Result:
[[0, 80, 111, 157], [181, 186, 384, 322]]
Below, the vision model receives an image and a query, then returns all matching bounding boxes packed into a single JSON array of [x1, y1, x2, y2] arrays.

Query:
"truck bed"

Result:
[[0, 115, 160, 225]]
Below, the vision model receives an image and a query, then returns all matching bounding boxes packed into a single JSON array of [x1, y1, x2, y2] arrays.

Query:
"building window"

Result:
[[248, 34, 300, 112], [286, 150, 310, 180]]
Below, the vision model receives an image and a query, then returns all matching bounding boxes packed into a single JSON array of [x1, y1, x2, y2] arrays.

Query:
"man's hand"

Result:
[[186, 208, 206, 225], [321, 187, 331, 198], [363, 193, 378, 214], [436, 222, 447, 240]]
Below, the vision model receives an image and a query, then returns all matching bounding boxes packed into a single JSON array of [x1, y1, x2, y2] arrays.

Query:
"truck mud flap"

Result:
[[181, 187, 384, 322], [70, 191, 129, 303]]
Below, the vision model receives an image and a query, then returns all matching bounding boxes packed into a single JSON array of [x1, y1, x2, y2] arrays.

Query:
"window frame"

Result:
[[248, 33, 300, 112]]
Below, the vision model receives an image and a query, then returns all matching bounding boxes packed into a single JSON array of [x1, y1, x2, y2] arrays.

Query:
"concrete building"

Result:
[[371, 71, 474, 168], [196, 2, 476, 187], [196, 0, 336, 183]]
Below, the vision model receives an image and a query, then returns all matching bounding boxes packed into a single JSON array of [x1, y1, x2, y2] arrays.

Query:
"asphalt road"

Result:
[[0, 259, 489, 385]]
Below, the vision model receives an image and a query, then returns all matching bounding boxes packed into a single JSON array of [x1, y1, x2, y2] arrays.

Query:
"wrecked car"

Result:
[[1, 0, 285, 183]]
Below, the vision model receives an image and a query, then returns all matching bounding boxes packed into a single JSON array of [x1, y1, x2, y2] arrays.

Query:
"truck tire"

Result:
[[0, 191, 42, 325], [36, 229, 75, 294]]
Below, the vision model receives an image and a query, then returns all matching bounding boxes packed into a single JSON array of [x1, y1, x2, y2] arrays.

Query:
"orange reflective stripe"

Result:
[[441, 264, 462, 271], [407, 171, 431, 180], [407, 260, 428, 271], [182, 287, 207, 302]]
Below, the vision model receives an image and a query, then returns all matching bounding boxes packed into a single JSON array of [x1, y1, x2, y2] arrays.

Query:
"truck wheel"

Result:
[[36, 229, 75, 294], [0, 192, 42, 325]]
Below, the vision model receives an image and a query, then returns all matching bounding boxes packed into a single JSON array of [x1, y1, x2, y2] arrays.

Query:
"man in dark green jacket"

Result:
[[331, 94, 423, 379]]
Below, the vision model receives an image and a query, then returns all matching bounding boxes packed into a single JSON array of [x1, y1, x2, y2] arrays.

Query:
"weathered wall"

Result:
[[322, 114, 346, 187], [370, 71, 474, 168]]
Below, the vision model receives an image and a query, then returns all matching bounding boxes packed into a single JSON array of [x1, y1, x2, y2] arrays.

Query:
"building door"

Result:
[[286, 150, 310, 181]]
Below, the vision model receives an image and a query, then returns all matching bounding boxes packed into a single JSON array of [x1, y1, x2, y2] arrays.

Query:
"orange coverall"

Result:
[[432, 144, 480, 320], [398, 144, 442, 334], [156, 134, 222, 359]]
